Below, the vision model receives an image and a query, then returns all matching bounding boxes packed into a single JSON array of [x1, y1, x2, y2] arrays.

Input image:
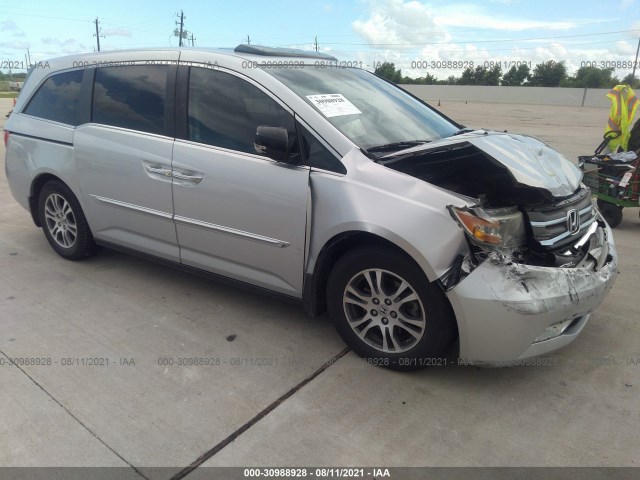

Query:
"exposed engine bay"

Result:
[[379, 132, 613, 289]]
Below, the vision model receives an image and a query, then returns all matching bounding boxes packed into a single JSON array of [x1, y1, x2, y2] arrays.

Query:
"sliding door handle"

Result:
[[145, 165, 172, 177]]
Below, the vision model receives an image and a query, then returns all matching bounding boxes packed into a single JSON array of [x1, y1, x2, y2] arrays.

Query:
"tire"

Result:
[[38, 180, 97, 260], [326, 246, 457, 371], [597, 199, 623, 228]]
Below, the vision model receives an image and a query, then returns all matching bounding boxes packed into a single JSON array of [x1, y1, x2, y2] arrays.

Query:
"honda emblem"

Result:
[[566, 209, 580, 235]]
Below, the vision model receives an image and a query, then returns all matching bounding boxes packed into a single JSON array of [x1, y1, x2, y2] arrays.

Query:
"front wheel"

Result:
[[326, 247, 457, 371], [597, 199, 623, 228], [38, 180, 97, 260]]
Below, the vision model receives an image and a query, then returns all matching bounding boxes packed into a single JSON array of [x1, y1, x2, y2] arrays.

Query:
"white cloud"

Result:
[[2, 40, 30, 50], [430, 4, 575, 31], [41, 37, 90, 53], [1, 20, 19, 32], [1, 19, 26, 37], [620, 0, 635, 9], [349, 0, 639, 80], [615, 40, 635, 55], [103, 28, 132, 37], [352, 0, 448, 50]]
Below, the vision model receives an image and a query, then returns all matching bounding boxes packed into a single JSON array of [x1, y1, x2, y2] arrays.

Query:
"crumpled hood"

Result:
[[385, 131, 583, 198]]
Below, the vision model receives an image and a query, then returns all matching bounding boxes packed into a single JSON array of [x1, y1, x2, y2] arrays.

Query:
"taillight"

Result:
[[3, 130, 8, 147]]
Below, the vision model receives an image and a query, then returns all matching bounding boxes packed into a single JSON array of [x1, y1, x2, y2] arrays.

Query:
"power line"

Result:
[[324, 37, 640, 56], [320, 29, 640, 47], [216, 20, 625, 43], [0, 9, 92, 22]]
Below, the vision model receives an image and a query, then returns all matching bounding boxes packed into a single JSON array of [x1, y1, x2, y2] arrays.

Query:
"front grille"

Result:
[[524, 187, 596, 250]]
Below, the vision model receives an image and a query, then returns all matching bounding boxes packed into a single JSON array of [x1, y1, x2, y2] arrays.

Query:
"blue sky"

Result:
[[1, 0, 639, 78]]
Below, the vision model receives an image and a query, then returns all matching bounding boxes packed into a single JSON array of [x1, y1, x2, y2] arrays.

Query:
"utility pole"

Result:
[[26, 48, 31, 68], [93, 18, 104, 52], [189, 32, 196, 47], [632, 36, 640, 82], [246, 35, 251, 45], [175, 11, 186, 47], [314, 36, 318, 52]]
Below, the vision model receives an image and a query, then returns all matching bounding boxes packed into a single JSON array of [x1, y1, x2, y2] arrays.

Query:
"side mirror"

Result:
[[254, 126, 291, 162]]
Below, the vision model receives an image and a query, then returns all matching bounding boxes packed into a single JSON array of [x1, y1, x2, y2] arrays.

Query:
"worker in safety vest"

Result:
[[605, 84, 639, 152]]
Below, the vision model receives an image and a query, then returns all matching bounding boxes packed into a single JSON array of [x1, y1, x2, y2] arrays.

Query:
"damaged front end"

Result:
[[442, 218, 617, 365], [440, 189, 607, 292], [382, 132, 619, 364]]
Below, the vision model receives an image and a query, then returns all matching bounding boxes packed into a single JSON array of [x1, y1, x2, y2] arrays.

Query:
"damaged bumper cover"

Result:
[[445, 217, 618, 365]]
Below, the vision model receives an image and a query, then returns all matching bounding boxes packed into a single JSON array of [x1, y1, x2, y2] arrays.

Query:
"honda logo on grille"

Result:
[[566, 209, 580, 235]]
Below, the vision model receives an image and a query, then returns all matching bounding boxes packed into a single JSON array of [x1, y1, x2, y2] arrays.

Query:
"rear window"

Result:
[[23, 70, 83, 125], [92, 65, 169, 135]]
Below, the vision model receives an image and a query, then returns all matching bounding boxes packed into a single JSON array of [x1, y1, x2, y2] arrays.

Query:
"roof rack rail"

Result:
[[234, 44, 337, 61]]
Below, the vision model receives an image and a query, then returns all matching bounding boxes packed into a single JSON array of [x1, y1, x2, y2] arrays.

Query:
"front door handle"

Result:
[[172, 171, 204, 184]]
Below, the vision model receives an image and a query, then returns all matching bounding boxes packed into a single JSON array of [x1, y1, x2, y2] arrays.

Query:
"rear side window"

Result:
[[187, 67, 295, 155], [92, 65, 168, 135], [23, 70, 83, 125]]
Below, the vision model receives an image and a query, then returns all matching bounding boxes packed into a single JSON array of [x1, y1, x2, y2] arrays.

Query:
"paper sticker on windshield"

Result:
[[306, 94, 362, 117]]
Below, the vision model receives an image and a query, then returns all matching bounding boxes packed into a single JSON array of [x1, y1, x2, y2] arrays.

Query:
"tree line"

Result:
[[0, 72, 27, 80], [374, 61, 640, 88], [2, 61, 636, 89]]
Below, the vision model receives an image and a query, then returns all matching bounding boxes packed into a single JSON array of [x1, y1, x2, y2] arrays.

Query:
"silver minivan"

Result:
[[4, 45, 618, 369]]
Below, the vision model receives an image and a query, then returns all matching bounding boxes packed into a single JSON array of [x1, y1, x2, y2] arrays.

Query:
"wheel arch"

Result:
[[29, 173, 68, 227], [302, 230, 443, 318]]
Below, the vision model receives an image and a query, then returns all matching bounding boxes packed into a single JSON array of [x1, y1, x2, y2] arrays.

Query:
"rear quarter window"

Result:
[[23, 70, 83, 125]]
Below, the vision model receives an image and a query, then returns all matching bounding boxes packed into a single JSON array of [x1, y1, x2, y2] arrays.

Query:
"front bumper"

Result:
[[446, 219, 618, 365]]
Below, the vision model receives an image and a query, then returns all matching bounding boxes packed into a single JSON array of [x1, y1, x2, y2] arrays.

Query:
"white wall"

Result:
[[400, 85, 611, 108]]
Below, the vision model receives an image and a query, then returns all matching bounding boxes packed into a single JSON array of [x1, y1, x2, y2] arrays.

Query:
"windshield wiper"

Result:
[[366, 140, 431, 154], [450, 127, 474, 136]]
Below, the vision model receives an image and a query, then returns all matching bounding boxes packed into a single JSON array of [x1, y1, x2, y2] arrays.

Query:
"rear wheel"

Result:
[[327, 247, 456, 371], [597, 199, 623, 228], [38, 180, 97, 260]]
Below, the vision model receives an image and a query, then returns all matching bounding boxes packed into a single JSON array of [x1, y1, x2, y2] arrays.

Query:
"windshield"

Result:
[[265, 67, 459, 153]]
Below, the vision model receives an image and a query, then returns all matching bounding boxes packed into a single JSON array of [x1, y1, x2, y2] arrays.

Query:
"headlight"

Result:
[[449, 205, 526, 250]]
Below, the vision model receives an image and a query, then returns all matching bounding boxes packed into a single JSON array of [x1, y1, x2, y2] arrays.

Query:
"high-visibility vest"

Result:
[[605, 84, 639, 151]]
